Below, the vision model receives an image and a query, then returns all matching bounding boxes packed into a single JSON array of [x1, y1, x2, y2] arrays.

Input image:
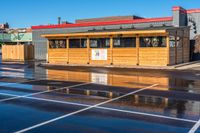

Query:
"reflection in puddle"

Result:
[[91, 73, 108, 85], [46, 69, 199, 94], [103, 94, 200, 120]]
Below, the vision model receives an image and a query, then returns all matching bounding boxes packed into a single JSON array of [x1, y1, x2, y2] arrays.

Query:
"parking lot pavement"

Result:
[[1, 60, 200, 133]]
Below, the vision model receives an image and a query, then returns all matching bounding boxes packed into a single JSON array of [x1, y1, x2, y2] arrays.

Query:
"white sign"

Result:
[[91, 49, 107, 60]]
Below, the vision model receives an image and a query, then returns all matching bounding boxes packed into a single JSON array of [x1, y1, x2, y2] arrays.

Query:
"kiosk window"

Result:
[[170, 36, 176, 47], [90, 38, 110, 48], [140, 36, 166, 47], [113, 37, 136, 47], [49, 39, 66, 49], [69, 39, 87, 48]]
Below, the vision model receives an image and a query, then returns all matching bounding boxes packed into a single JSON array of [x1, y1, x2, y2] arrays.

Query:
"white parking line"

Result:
[[0, 92, 196, 123], [0, 82, 90, 102], [14, 84, 158, 133], [188, 119, 200, 133]]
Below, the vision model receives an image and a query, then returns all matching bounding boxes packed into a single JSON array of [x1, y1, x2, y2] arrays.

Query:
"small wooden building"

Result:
[[2, 44, 34, 61], [42, 27, 190, 66]]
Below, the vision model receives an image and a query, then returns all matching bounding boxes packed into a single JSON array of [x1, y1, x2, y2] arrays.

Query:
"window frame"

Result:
[[90, 38, 110, 48], [49, 39, 66, 49], [113, 37, 136, 48], [140, 36, 167, 48], [69, 38, 87, 48]]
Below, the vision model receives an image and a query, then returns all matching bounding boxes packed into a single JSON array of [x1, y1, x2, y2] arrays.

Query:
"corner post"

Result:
[[166, 36, 170, 65], [136, 35, 139, 66], [66, 38, 69, 64], [110, 36, 113, 65], [87, 37, 90, 64], [47, 39, 49, 63]]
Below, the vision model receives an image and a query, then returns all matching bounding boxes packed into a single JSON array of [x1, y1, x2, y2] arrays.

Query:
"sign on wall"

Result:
[[91, 49, 107, 60]]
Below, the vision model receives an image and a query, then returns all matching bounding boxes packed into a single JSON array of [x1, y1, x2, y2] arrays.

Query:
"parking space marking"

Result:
[[0, 82, 90, 102], [188, 119, 200, 133], [14, 84, 158, 133], [0, 92, 196, 123]]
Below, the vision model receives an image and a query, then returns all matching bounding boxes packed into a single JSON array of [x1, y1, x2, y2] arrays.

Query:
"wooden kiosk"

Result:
[[42, 27, 190, 66]]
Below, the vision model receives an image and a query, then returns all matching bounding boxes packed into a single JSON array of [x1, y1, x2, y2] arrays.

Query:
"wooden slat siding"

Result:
[[112, 48, 137, 65], [48, 49, 68, 63], [27, 45, 34, 60], [2, 45, 34, 61], [176, 47, 183, 63], [139, 48, 168, 66], [183, 37, 190, 62], [169, 48, 176, 65], [69, 48, 88, 64]]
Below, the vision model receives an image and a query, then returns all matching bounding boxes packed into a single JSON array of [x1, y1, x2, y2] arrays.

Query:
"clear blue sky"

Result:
[[1, 0, 200, 28]]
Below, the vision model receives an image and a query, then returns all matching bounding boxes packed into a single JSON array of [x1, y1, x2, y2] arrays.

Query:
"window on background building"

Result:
[[113, 37, 136, 48], [169, 36, 176, 47], [69, 39, 87, 48], [140, 36, 166, 47], [90, 38, 110, 48], [49, 39, 66, 49]]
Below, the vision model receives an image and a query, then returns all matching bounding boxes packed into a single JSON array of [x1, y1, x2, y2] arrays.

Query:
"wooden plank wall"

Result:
[[69, 48, 88, 64], [183, 37, 190, 63], [139, 48, 168, 66], [112, 48, 137, 65], [169, 48, 176, 65], [176, 47, 183, 63], [2, 45, 34, 61], [48, 49, 68, 63]]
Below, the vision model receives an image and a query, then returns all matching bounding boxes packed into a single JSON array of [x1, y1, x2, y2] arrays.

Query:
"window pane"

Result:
[[140, 36, 166, 47], [113, 37, 136, 47], [69, 39, 87, 48], [170, 36, 176, 47], [49, 39, 66, 49], [177, 37, 183, 48], [90, 38, 110, 48]]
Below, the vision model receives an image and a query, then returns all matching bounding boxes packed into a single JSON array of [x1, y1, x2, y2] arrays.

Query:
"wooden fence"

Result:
[[2, 44, 34, 61]]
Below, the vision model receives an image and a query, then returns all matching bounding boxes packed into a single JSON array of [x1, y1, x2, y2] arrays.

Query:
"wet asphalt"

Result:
[[0, 57, 200, 133]]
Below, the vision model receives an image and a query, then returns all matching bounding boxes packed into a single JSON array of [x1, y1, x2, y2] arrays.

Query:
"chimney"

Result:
[[58, 17, 61, 25]]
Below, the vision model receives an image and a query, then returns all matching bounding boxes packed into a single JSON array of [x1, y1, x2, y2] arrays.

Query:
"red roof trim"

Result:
[[187, 9, 200, 14], [31, 17, 173, 30], [172, 6, 187, 14], [172, 6, 182, 11], [172, 6, 200, 14]]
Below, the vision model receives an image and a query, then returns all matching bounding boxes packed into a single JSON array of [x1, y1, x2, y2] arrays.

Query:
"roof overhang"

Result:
[[41, 29, 167, 38]]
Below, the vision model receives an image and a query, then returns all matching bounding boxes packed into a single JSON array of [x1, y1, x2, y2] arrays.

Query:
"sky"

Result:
[[1, 0, 200, 28]]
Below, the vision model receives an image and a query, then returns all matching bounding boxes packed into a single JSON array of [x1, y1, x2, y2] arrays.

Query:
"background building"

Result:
[[32, 6, 200, 61], [0, 25, 32, 46]]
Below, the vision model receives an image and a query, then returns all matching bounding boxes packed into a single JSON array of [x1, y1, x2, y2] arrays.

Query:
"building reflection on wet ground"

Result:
[[0, 60, 200, 132]]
